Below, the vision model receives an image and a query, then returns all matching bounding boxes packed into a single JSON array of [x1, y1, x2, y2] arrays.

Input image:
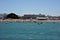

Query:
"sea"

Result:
[[0, 22, 60, 40]]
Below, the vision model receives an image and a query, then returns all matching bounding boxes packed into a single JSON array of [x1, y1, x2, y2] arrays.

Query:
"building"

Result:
[[48, 16, 59, 20], [0, 14, 7, 19], [23, 14, 46, 19], [36, 17, 48, 20]]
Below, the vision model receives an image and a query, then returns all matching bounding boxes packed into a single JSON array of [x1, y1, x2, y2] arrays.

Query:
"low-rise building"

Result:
[[0, 14, 7, 19], [48, 16, 59, 20], [23, 14, 46, 19], [36, 17, 48, 20]]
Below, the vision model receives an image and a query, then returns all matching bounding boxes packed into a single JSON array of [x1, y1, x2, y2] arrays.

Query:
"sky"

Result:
[[0, 0, 60, 16]]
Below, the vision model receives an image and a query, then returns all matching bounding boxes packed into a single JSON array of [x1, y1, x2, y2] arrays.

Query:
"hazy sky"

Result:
[[0, 0, 60, 16]]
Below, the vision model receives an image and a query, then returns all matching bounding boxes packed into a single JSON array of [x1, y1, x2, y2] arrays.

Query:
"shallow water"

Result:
[[0, 22, 60, 40]]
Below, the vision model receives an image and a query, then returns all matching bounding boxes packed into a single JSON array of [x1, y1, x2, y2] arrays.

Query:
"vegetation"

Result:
[[6, 13, 19, 19]]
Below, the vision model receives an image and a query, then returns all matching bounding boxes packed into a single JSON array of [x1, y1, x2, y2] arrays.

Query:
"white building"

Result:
[[0, 14, 7, 19], [36, 17, 48, 20]]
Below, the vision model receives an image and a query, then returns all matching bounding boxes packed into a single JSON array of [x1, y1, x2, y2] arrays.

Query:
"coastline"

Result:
[[0, 19, 60, 22]]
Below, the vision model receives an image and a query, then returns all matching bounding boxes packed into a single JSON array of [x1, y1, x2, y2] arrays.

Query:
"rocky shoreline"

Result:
[[0, 19, 60, 22]]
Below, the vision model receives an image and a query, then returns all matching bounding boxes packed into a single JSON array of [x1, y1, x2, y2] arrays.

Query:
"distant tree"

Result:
[[6, 13, 19, 19]]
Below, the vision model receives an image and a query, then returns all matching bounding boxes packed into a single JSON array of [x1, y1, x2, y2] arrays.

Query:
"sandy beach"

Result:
[[0, 19, 60, 22]]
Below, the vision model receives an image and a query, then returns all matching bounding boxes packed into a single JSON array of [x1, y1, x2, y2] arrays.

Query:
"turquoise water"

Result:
[[0, 22, 60, 40]]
